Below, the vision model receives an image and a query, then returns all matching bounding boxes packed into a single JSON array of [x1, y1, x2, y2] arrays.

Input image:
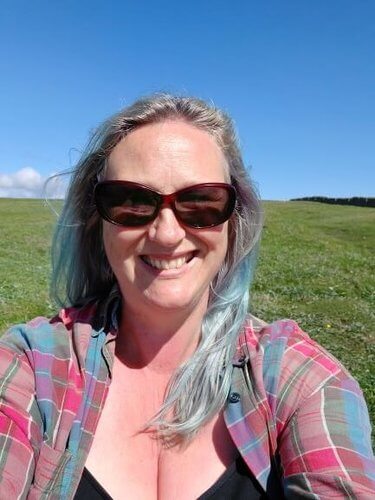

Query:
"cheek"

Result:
[[218, 232, 229, 265], [102, 224, 132, 271], [102, 224, 118, 267], [203, 225, 229, 266], [102, 223, 147, 274]]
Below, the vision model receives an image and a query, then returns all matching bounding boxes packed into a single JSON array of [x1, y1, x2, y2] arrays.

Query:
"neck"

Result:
[[115, 298, 208, 375]]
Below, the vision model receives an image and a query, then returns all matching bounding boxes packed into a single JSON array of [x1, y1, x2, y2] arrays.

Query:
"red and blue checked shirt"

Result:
[[0, 303, 374, 498]]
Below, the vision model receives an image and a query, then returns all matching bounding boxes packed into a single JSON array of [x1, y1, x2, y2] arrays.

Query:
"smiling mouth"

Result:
[[141, 252, 195, 270]]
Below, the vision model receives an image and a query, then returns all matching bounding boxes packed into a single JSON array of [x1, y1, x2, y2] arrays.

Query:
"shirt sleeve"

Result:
[[279, 370, 375, 497], [0, 340, 42, 497], [264, 321, 375, 498]]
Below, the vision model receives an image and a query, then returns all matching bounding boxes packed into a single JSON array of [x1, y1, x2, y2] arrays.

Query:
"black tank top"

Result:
[[74, 456, 268, 499]]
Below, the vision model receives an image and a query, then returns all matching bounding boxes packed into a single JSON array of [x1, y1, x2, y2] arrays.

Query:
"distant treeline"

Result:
[[290, 196, 375, 208]]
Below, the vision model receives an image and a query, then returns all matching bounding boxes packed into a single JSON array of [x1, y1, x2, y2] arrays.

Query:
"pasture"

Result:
[[0, 198, 374, 442]]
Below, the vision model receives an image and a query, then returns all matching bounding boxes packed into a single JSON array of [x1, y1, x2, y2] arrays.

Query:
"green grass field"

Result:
[[1, 198, 374, 443]]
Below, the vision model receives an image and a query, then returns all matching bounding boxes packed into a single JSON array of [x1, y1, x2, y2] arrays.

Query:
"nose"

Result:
[[147, 206, 186, 246]]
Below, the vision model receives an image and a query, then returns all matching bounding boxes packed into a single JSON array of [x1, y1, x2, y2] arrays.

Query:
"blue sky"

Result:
[[0, 0, 374, 200]]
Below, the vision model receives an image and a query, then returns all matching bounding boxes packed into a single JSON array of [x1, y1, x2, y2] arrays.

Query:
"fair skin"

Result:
[[85, 120, 238, 499]]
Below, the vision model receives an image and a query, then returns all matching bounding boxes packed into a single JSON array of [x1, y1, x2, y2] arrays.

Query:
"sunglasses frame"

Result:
[[94, 180, 237, 229]]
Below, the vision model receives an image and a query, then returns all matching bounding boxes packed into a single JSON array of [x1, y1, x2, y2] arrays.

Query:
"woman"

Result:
[[0, 94, 374, 499]]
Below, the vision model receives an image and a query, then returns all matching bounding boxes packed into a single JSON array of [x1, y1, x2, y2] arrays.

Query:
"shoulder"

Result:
[[0, 305, 99, 496], [0, 305, 99, 394], [235, 317, 375, 495], [1, 316, 61, 356], [1, 304, 97, 355], [238, 316, 362, 411], [242, 315, 350, 378], [0, 304, 98, 431]]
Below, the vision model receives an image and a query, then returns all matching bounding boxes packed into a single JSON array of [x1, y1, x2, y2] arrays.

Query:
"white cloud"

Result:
[[0, 167, 67, 199]]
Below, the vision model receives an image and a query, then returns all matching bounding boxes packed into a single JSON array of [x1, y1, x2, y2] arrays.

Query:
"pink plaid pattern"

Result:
[[0, 306, 374, 498]]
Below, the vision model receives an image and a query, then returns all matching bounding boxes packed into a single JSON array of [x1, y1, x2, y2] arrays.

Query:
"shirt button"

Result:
[[229, 392, 241, 403]]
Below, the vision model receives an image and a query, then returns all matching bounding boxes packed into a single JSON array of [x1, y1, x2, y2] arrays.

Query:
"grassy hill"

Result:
[[1, 198, 374, 442], [252, 201, 374, 436]]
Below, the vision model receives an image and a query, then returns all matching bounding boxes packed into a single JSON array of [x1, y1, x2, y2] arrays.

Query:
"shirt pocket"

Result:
[[27, 441, 72, 499]]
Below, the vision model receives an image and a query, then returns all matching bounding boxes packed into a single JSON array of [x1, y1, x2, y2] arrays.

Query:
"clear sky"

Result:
[[0, 0, 374, 200]]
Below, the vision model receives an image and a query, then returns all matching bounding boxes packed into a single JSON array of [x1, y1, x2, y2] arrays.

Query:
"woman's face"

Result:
[[102, 120, 230, 316]]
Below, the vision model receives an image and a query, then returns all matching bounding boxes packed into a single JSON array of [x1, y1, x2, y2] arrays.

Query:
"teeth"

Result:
[[143, 254, 192, 270]]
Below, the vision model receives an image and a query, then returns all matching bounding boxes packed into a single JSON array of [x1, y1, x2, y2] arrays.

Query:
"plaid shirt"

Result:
[[0, 303, 374, 499]]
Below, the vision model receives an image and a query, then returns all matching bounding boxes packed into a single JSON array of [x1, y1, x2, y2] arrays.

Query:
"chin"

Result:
[[144, 294, 195, 312], [142, 287, 207, 314]]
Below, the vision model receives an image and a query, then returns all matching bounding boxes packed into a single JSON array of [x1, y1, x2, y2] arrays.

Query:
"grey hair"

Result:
[[51, 93, 263, 442]]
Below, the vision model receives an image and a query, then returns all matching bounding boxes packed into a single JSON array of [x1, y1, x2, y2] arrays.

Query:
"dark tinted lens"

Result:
[[176, 186, 235, 227], [96, 183, 158, 226]]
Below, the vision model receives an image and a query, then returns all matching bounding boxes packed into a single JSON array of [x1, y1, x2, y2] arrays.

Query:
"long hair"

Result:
[[51, 94, 263, 442]]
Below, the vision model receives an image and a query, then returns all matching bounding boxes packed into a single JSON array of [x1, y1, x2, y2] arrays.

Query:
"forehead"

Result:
[[105, 120, 229, 188]]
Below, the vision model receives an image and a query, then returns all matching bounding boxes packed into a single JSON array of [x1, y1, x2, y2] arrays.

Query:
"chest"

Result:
[[84, 368, 238, 500]]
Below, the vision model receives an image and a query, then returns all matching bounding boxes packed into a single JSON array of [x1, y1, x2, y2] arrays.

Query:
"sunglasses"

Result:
[[94, 181, 236, 228]]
